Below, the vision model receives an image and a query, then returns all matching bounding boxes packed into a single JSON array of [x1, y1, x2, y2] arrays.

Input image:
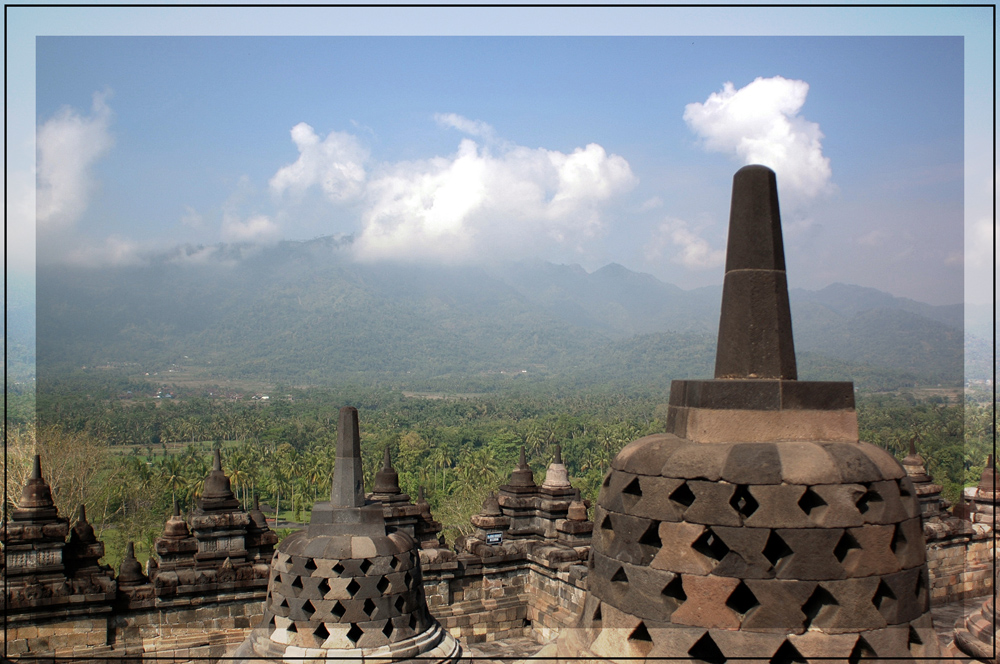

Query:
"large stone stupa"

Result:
[[232, 407, 461, 663], [546, 165, 939, 662]]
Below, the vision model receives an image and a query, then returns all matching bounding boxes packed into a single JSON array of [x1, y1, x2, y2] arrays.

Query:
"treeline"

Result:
[[11, 375, 993, 574]]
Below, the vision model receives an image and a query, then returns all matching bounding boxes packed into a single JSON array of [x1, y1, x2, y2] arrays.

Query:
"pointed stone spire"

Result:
[[714, 164, 797, 380], [331, 406, 365, 507], [543, 444, 571, 489], [248, 492, 269, 530], [13, 454, 59, 521], [71, 504, 96, 543], [163, 495, 192, 539], [508, 445, 536, 487], [118, 541, 148, 586], [373, 446, 401, 495]]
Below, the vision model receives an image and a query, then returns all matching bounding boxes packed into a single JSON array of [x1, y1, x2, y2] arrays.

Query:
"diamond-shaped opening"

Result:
[[314, 623, 330, 642], [278, 597, 289, 609], [725, 581, 759, 616], [611, 566, 629, 584], [331, 601, 346, 619], [408, 613, 417, 630], [267, 614, 276, 628], [890, 523, 907, 554], [377, 576, 390, 593], [304, 558, 317, 571], [363, 598, 377, 617], [763, 531, 793, 568], [302, 599, 316, 618], [897, 479, 912, 498], [317, 578, 331, 596], [601, 514, 614, 530], [360, 558, 372, 574], [669, 482, 696, 508], [915, 570, 927, 597], [390, 556, 400, 570], [382, 620, 394, 639], [907, 625, 923, 646], [872, 579, 896, 610], [603, 472, 613, 488], [688, 633, 727, 664], [287, 622, 298, 633], [730, 485, 759, 519], [346, 578, 361, 597], [638, 521, 662, 548], [592, 603, 603, 626], [291, 575, 303, 590], [769, 640, 807, 664], [802, 585, 839, 629], [394, 595, 406, 614], [797, 488, 828, 517], [662, 576, 686, 602], [623, 477, 642, 496], [346, 623, 363, 644], [692, 528, 730, 561], [628, 621, 652, 642], [855, 486, 882, 514], [834, 531, 861, 563], [404, 571, 413, 587], [333, 562, 346, 575], [847, 636, 876, 663]]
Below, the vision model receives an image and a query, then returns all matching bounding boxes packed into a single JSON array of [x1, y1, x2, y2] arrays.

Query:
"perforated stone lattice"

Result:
[[587, 436, 931, 655], [264, 548, 428, 650]]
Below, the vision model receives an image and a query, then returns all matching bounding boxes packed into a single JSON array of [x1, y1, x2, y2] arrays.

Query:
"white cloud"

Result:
[[352, 135, 636, 262], [62, 236, 143, 268], [221, 213, 280, 244], [180, 205, 204, 229], [36, 90, 114, 232], [434, 113, 496, 140], [684, 76, 832, 206], [269, 122, 368, 202], [646, 218, 726, 270]]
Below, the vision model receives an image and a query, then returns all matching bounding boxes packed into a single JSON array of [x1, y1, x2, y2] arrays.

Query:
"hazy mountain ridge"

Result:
[[31, 237, 977, 388]]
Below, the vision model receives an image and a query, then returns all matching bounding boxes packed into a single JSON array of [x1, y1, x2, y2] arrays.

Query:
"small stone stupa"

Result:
[[547, 165, 939, 661], [232, 406, 461, 663]]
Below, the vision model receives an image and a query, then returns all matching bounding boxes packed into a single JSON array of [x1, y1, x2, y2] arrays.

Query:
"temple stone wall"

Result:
[[3, 616, 114, 658], [924, 522, 995, 604], [525, 558, 588, 642]]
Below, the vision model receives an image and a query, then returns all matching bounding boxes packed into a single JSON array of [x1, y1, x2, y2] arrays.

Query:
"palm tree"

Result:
[[158, 454, 188, 505]]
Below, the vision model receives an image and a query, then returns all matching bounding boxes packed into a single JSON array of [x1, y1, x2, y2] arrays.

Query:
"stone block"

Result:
[[859, 480, 908, 525], [814, 577, 886, 633], [627, 476, 686, 521], [684, 481, 740, 526], [613, 434, 685, 476], [650, 522, 713, 575], [744, 484, 811, 528], [857, 442, 906, 480], [806, 483, 866, 527], [892, 518, 926, 569], [741, 579, 815, 632], [875, 567, 924, 625], [710, 526, 774, 578], [840, 525, 899, 577], [722, 443, 782, 485], [660, 443, 731, 481], [775, 441, 840, 485], [858, 625, 911, 659], [787, 631, 859, 662], [712, 630, 787, 660], [670, 575, 742, 629], [775, 528, 845, 580], [823, 443, 884, 484], [645, 625, 706, 658]]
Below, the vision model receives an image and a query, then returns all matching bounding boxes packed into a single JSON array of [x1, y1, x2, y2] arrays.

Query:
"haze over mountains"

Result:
[[25, 236, 982, 391]]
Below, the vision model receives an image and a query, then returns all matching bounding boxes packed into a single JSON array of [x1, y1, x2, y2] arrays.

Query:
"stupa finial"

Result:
[[331, 406, 365, 507]]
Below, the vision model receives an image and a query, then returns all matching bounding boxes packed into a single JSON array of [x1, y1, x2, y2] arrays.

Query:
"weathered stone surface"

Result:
[[612, 434, 685, 476], [741, 579, 816, 632], [776, 441, 843, 485], [660, 443, 731, 482], [775, 529, 845, 580], [710, 526, 774, 579], [722, 443, 782, 485], [814, 577, 886, 633], [840, 525, 899, 577], [744, 484, 811, 528], [787, 631, 860, 662], [669, 575, 742, 629], [857, 480, 908, 525], [625, 476, 686, 522], [649, 522, 713, 575], [683, 481, 740, 526], [891, 518, 926, 569], [823, 443, 884, 484], [711, 629, 786, 659], [874, 567, 924, 625], [857, 441, 906, 481], [805, 483, 866, 527]]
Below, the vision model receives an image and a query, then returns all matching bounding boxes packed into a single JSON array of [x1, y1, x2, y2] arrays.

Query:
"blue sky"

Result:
[[6, 7, 995, 307]]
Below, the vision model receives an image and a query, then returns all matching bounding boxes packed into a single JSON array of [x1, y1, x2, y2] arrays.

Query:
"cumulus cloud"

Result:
[[646, 218, 726, 269], [36, 90, 114, 232], [684, 77, 832, 205], [269, 122, 368, 202], [268, 115, 637, 263], [221, 213, 280, 244], [353, 136, 636, 262]]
